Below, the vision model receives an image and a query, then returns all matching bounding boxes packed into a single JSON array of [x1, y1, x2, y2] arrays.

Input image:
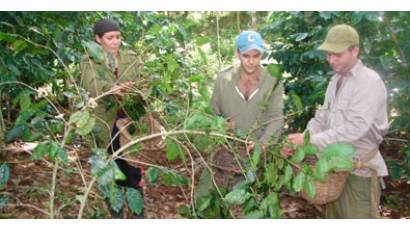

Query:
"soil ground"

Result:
[[0, 138, 409, 219]]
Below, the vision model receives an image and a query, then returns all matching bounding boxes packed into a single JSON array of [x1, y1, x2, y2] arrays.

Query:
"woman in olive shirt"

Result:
[[80, 18, 144, 218]]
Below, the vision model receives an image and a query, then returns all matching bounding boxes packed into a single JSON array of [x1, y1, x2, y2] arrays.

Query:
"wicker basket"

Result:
[[301, 171, 349, 205]]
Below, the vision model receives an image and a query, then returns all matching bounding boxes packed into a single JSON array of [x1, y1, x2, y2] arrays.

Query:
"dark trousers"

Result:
[[107, 121, 143, 190]]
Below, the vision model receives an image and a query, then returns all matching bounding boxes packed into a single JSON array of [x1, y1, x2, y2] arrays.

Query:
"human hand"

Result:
[[288, 133, 304, 146], [111, 81, 134, 96], [280, 133, 304, 157], [246, 141, 256, 151]]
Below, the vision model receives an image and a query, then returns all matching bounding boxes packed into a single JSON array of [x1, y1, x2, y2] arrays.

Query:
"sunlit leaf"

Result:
[[166, 138, 183, 161], [303, 176, 316, 198], [224, 189, 250, 205], [283, 164, 293, 184], [303, 144, 317, 155], [290, 148, 305, 163], [293, 171, 306, 192]]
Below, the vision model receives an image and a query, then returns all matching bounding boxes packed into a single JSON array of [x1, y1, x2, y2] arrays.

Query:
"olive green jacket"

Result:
[[211, 64, 284, 144], [80, 49, 140, 148]]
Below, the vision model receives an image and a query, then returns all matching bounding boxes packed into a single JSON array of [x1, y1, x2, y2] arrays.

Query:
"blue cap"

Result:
[[236, 30, 265, 54]]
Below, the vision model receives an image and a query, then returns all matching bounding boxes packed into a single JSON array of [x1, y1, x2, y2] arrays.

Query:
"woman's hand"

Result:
[[111, 81, 134, 96]]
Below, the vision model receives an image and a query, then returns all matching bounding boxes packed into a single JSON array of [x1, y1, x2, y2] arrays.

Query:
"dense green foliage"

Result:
[[0, 12, 409, 218]]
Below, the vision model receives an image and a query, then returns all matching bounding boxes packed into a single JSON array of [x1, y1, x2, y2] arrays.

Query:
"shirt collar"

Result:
[[342, 59, 363, 78]]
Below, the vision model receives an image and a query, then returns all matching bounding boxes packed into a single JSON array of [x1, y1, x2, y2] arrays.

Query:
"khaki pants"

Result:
[[325, 174, 381, 219]]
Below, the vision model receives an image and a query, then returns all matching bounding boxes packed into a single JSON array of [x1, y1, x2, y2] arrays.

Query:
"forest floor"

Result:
[[0, 138, 409, 219]]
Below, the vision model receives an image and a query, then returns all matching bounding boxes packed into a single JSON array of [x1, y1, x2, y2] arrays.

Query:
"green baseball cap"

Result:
[[318, 24, 359, 53]]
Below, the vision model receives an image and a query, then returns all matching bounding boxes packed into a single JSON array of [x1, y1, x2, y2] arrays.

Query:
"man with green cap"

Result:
[[281, 24, 389, 218]]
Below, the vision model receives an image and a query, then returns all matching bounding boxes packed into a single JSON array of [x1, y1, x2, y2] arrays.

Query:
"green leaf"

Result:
[[162, 172, 176, 186], [303, 130, 310, 145], [57, 148, 69, 165], [12, 40, 28, 54], [69, 111, 89, 127], [197, 48, 208, 65], [166, 138, 183, 161], [293, 171, 306, 192], [266, 64, 283, 79], [303, 176, 316, 198], [224, 189, 250, 205], [352, 12, 365, 24], [90, 153, 123, 185], [290, 91, 303, 113], [264, 163, 277, 187], [188, 74, 204, 82], [166, 55, 179, 73], [251, 144, 262, 168], [321, 143, 355, 161], [19, 91, 31, 111], [0, 32, 16, 42], [197, 196, 211, 212], [77, 117, 95, 136], [290, 148, 305, 163], [48, 141, 59, 160], [260, 192, 280, 218], [146, 167, 160, 184], [313, 159, 328, 182], [245, 210, 264, 219], [126, 187, 144, 215], [69, 111, 95, 136], [295, 33, 308, 42], [303, 144, 317, 155], [31, 141, 48, 160], [109, 185, 123, 213], [114, 163, 126, 181], [283, 164, 293, 184], [331, 157, 354, 171], [0, 164, 10, 190], [232, 180, 250, 191], [175, 174, 189, 186], [196, 36, 209, 46], [185, 113, 212, 130], [274, 174, 285, 191], [83, 41, 104, 62], [178, 205, 191, 217], [5, 125, 27, 143], [210, 116, 227, 133]]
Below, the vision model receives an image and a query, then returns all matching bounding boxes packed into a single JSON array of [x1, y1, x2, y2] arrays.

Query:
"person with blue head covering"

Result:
[[211, 30, 284, 151]]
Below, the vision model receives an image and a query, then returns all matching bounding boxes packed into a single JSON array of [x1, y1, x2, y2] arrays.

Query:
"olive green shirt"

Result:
[[80, 49, 140, 148], [307, 60, 389, 177], [211, 64, 284, 144]]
